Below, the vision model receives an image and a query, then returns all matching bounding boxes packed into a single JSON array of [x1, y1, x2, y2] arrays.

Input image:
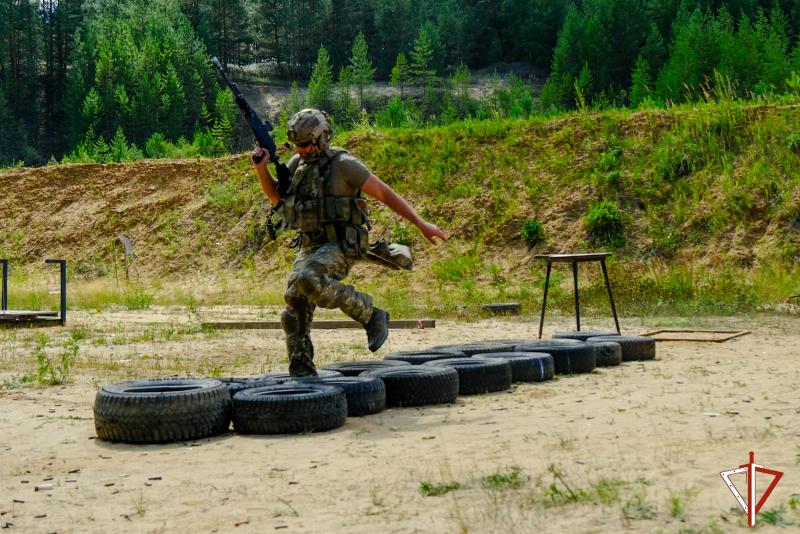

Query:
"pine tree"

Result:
[[287, 81, 302, 116], [335, 67, 356, 125], [212, 89, 236, 151], [451, 62, 471, 110], [110, 126, 130, 162], [410, 24, 437, 84], [629, 56, 651, 108], [640, 22, 666, 81], [574, 62, 592, 112], [390, 52, 410, 97], [82, 88, 103, 133], [307, 45, 334, 110], [349, 32, 376, 110]]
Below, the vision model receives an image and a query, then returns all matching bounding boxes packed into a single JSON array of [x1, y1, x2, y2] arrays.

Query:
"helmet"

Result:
[[287, 108, 333, 152]]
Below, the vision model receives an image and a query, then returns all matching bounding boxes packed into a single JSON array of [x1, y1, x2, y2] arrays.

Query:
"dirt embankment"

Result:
[[2, 105, 799, 288]]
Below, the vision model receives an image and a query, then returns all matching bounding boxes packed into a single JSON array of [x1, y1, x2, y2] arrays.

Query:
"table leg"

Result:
[[601, 259, 620, 334], [538, 262, 552, 339], [572, 261, 580, 331], [1, 259, 7, 311]]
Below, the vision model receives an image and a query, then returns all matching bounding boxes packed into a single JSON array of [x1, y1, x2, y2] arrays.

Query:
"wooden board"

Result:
[[203, 319, 435, 330], [639, 329, 750, 343], [0, 310, 60, 322]]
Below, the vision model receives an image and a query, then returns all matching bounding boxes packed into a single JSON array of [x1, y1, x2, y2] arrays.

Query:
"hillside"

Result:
[[2, 103, 799, 315]]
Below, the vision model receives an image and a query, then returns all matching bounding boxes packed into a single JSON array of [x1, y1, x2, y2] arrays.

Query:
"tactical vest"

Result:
[[280, 149, 369, 256]]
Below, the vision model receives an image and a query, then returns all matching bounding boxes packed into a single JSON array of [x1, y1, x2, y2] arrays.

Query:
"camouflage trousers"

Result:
[[282, 240, 374, 367]]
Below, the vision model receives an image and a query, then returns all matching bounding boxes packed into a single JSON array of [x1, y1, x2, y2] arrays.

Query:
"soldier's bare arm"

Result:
[[251, 147, 282, 205], [361, 174, 447, 244]]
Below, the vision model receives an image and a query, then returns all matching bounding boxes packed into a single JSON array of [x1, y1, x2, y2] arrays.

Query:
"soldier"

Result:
[[252, 108, 446, 377]]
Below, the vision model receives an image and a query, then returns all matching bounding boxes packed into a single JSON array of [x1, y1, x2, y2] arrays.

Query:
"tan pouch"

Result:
[[366, 239, 413, 270]]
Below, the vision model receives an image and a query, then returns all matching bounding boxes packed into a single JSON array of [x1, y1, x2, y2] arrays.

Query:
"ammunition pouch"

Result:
[[281, 196, 368, 234], [337, 224, 369, 259], [366, 239, 413, 270]]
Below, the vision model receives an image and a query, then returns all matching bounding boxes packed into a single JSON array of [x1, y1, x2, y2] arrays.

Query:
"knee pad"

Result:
[[295, 270, 323, 298], [280, 309, 298, 334]]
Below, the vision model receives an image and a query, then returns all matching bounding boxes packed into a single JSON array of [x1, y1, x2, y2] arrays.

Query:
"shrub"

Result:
[[586, 201, 625, 247], [390, 224, 415, 246], [787, 132, 800, 152], [521, 219, 545, 248], [145, 132, 169, 158]]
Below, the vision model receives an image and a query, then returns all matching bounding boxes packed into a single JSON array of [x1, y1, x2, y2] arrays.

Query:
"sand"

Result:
[[1, 310, 798, 533]]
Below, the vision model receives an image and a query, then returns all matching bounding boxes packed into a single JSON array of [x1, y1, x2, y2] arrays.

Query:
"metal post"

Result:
[[1, 259, 7, 311], [538, 261, 552, 339], [600, 259, 621, 334], [572, 261, 580, 331], [45, 259, 67, 325]]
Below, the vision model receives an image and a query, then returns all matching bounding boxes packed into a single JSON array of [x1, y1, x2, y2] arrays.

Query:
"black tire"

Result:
[[589, 336, 655, 361], [472, 352, 555, 382], [363, 366, 459, 407], [383, 350, 467, 364], [232, 384, 347, 434], [429, 341, 517, 356], [588, 341, 622, 367], [251, 369, 343, 382], [217, 377, 281, 396], [427, 358, 512, 395], [553, 331, 619, 342], [290, 376, 386, 417], [515, 343, 596, 374], [321, 359, 410, 376], [512, 339, 582, 351], [94, 379, 231, 444]]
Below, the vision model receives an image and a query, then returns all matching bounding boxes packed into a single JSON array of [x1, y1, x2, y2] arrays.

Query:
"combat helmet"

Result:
[[287, 108, 333, 153]]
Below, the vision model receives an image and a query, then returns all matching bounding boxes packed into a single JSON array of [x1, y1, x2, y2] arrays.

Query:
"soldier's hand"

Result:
[[251, 147, 268, 166], [419, 221, 447, 245]]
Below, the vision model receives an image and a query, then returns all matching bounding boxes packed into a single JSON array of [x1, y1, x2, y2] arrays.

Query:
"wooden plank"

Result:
[[0, 310, 59, 317], [481, 303, 521, 315], [203, 319, 435, 330], [0, 317, 62, 328], [534, 253, 611, 262], [639, 329, 751, 343]]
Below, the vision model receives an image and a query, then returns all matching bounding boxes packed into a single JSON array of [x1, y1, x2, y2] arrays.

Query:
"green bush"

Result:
[[521, 219, 545, 248], [145, 133, 169, 158], [390, 224, 415, 246], [123, 287, 154, 310], [787, 132, 800, 152], [586, 201, 625, 248]]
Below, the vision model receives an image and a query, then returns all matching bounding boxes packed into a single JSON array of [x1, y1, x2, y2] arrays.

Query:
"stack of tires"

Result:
[[94, 331, 656, 444]]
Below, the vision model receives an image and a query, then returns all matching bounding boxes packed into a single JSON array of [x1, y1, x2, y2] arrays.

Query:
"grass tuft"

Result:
[[419, 480, 461, 497]]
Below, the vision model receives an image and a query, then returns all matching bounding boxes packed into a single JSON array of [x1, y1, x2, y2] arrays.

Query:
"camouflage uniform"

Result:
[[282, 240, 374, 376], [279, 145, 375, 377]]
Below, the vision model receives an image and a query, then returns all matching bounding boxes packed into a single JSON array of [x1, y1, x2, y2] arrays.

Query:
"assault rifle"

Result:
[[210, 56, 292, 198]]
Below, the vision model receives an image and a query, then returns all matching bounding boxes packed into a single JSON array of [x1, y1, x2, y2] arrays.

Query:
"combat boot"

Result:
[[365, 307, 390, 352], [288, 355, 318, 377]]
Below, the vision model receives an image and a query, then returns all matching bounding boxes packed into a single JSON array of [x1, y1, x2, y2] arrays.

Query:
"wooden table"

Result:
[[533, 253, 621, 338]]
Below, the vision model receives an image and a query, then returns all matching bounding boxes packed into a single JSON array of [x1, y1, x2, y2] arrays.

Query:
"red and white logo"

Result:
[[720, 451, 783, 527]]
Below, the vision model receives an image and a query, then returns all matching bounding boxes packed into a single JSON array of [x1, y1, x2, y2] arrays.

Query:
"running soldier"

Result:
[[252, 109, 446, 377]]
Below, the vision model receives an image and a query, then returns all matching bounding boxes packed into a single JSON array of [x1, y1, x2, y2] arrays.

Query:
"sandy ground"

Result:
[[0, 310, 798, 533]]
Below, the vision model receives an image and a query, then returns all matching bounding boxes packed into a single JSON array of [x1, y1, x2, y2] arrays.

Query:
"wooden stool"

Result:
[[534, 253, 620, 339]]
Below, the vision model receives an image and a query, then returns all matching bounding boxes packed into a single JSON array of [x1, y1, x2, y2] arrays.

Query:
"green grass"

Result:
[[419, 480, 461, 497], [482, 466, 524, 490]]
